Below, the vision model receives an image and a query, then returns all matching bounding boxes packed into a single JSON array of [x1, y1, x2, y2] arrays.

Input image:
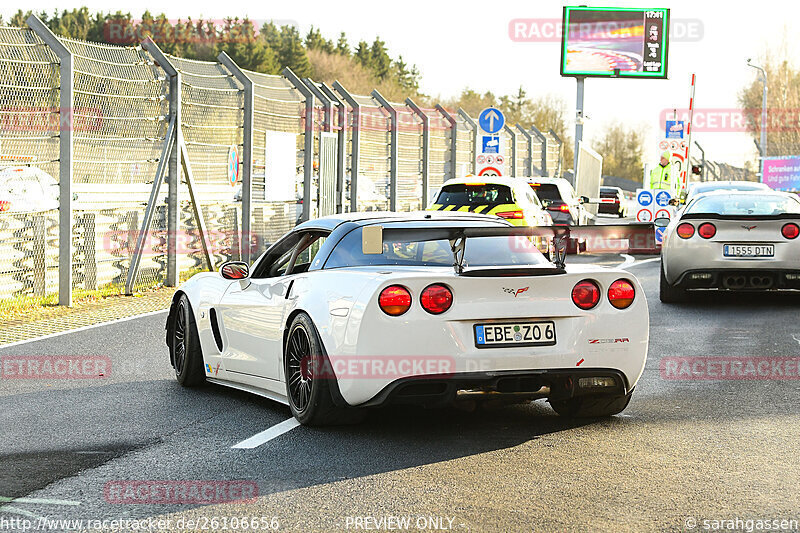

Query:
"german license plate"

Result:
[[474, 321, 556, 348], [723, 244, 774, 258]]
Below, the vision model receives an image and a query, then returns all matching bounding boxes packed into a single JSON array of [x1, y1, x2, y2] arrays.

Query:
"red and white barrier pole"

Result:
[[683, 73, 696, 193]]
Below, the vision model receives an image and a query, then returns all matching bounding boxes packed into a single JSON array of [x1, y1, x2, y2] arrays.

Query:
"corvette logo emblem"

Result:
[[503, 287, 529, 297], [741, 225, 757, 231]]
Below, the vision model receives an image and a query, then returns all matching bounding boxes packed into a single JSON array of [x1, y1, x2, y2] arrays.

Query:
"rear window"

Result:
[[436, 184, 513, 205], [528, 183, 562, 202], [686, 194, 800, 216], [600, 188, 619, 197], [325, 227, 547, 269]]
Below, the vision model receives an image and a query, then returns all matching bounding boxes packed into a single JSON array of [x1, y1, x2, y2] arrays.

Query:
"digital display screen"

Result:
[[560, 6, 669, 78]]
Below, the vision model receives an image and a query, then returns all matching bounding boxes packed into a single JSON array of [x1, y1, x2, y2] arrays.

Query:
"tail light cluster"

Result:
[[0, 201, 10, 212], [782, 223, 799, 239], [571, 279, 635, 310], [678, 221, 800, 240], [496, 210, 524, 220], [379, 284, 453, 316], [677, 222, 716, 239]]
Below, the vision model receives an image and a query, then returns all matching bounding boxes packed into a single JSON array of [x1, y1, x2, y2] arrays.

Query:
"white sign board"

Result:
[[264, 131, 297, 202], [476, 107, 506, 176]]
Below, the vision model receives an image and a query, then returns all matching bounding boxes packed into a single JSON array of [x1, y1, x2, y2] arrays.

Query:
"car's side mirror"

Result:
[[220, 261, 249, 280], [580, 196, 590, 204], [654, 217, 670, 228], [541, 199, 552, 208]]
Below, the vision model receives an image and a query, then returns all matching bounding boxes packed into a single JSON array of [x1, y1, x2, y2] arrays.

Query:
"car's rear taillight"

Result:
[[676, 223, 695, 239], [608, 279, 635, 309], [698, 222, 716, 239], [379, 285, 411, 316], [496, 210, 524, 220], [420, 284, 453, 315], [782, 223, 799, 239], [571, 280, 600, 310], [0, 200, 9, 212]]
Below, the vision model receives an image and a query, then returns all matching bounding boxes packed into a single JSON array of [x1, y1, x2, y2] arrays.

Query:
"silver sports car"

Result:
[[658, 190, 800, 302]]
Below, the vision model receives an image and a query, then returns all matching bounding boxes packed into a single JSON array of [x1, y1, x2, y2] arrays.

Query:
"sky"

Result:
[[5, 0, 798, 170]]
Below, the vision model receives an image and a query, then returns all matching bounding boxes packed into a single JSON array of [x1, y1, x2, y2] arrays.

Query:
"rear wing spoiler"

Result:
[[363, 223, 656, 272]]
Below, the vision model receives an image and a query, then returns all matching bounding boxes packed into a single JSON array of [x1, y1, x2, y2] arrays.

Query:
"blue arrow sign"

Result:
[[479, 107, 504, 134], [655, 226, 667, 245]]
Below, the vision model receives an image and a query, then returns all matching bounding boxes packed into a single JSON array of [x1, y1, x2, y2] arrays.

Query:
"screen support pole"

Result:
[[573, 76, 585, 172]]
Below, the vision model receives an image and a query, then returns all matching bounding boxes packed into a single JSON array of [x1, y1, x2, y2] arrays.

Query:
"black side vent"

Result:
[[209, 308, 224, 352]]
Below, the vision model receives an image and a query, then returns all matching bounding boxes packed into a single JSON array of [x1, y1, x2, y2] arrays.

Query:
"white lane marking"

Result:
[[232, 418, 301, 449], [621, 257, 660, 270], [0, 505, 43, 519], [0, 497, 80, 506], [792, 334, 800, 345], [617, 254, 636, 269], [0, 309, 168, 350]]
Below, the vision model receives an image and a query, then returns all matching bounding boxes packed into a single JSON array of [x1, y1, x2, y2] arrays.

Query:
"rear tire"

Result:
[[659, 263, 686, 303], [284, 313, 365, 426], [170, 294, 206, 387], [549, 391, 633, 418]]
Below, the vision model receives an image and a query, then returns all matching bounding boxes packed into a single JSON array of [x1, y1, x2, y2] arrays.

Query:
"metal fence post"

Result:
[[371, 90, 398, 211], [282, 67, 314, 222], [142, 38, 180, 286], [694, 141, 706, 182], [218, 52, 254, 264], [320, 83, 347, 213], [548, 128, 563, 177], [516, 125, 533, 177], [303, 78, 332, 132], [530, 126, 548, 177], [27, 15, 73, 306], [435, 105, 457, 182], [504, 124, 516, 177], [333, 81, 360, 212], [406, 98, 429, 207], [458, 109, 477, 175]]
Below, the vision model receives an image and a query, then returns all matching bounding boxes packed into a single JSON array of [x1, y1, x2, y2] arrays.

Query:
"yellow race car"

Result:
[[428, 176, 553, 227]]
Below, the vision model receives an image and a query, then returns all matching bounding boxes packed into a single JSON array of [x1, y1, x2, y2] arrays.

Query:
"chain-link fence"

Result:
[[0, 27, 60, 301], [0, 17, 559, 305]]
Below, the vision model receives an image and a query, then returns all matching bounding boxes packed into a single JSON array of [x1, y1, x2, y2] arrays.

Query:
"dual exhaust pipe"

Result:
[[722, 275, 773, 289]]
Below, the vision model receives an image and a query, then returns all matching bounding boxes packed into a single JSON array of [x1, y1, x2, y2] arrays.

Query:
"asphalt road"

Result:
[[1, 253, 800, 533]]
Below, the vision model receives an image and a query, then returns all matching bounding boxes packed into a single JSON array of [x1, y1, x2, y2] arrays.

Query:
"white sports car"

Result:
[[659, 190, 800, 302], [166, 212, 649, 425]]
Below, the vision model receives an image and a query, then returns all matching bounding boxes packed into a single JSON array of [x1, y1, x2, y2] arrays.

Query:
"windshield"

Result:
[[691, 183, 768, 196], [435, 183, 513, 205], [528, 183, 563, 202], [686, 194, 800, 216], [325, 227, 548, 269]]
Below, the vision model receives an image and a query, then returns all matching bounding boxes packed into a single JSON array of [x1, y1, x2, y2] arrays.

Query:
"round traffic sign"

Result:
[[227, 145, 240, 187], [477, 155, 486, 164], [496, 155, 504, 165], [478, 166, 501, 177], [655, 208, 672, 219], [636, 209, 653, 222], [478, 107, 505, 134], [655, 190, 672, 206], [637, 190, 653, 207]]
